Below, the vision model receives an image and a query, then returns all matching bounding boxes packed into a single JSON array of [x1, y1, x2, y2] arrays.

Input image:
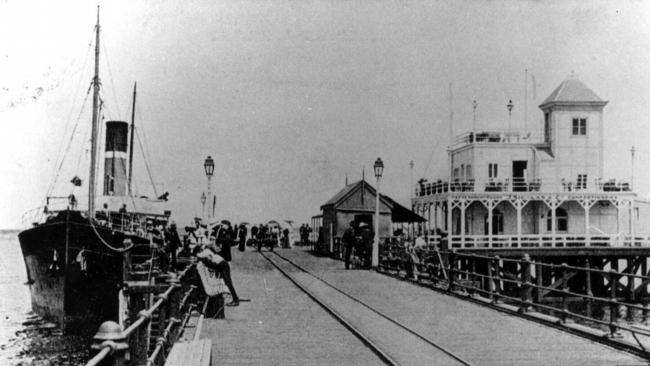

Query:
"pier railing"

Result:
[[85, 262, 203, 366], [379, 243, 650, 355]]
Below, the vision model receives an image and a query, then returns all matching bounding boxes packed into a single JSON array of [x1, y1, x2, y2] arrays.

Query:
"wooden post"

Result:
[[129, 294, 151, 366], [560, 263, 572, 323], [487, 256, 494, 301], [520, 254, 532, 313], [642, 256, 648, 298], [536, 262, 543, 303], [628, 257, 636, 302], [214, 293, 225, 319], [471, 254, 477, 296], [447, 250, 456, 292], [585, 258, 593, 318], [608, 269, 623, 338], [493, 256, 501, 303]]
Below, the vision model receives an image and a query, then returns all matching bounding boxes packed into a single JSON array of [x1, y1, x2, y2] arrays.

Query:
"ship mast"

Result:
[[128, 82, 136, 195], [88, 6, 101, 218]]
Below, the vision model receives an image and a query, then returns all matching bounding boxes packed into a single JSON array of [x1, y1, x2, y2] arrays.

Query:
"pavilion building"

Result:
[[412, 78, 650, 252]]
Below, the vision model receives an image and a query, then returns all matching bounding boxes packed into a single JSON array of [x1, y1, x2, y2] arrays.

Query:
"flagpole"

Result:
[[524, 69, 528, 131]]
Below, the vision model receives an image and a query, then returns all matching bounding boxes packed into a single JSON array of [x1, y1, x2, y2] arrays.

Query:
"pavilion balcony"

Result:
[[450, 130, 545, 149], [445, 234, 650, 250], [415, 177, 632, 197]]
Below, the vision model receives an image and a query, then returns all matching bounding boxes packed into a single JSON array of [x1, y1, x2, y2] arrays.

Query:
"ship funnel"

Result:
[[103, 121, 129, 196]]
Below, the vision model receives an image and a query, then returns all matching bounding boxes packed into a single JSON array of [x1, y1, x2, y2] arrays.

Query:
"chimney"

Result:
[[103, 121, 129, 196]]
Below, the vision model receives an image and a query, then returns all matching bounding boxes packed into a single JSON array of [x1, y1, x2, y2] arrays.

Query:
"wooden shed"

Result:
[[315, 179, 424, 255]]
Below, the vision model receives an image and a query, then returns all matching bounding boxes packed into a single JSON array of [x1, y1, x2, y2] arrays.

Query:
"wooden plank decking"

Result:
[[200, 247, 647, 365]]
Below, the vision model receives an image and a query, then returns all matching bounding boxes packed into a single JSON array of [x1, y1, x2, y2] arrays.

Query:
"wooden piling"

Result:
[[519, 254, 532, 313]]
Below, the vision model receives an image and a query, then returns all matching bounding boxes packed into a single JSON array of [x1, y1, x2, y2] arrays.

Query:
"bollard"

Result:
[[447, 250, 457, 292], [90, 321, 129, 366], [519, 254, 533, 313], [607, 269, 623, 338], [559, 263, 573, 323]]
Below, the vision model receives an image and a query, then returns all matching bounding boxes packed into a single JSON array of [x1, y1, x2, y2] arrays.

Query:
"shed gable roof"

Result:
[[320, 179, 391, 210]]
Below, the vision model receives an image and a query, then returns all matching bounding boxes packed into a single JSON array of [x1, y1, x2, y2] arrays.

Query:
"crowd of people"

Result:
[[144, 219, 317, 309]]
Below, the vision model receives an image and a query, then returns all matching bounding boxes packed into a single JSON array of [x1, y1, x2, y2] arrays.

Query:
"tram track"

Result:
[[260, 250, 474, 366]]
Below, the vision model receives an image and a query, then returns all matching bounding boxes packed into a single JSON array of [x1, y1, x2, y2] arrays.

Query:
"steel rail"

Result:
[[259, 251, 400, 366], [263, 251, 473, 366]]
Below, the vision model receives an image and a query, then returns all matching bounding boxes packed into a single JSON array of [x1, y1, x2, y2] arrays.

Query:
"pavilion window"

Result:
[[546, 207, 568, 232], [484, 209, 504, 235], [488, 163, 498, 179], [577, 174, 587, 190], [572, 118, 587, 136]]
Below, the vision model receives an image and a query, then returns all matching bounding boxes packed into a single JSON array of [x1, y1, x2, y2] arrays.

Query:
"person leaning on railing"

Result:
[[196, 242, 240, 307]]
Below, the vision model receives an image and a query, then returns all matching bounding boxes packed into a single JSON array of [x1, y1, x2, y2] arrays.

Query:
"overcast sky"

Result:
[[2, 0, 650, 228]]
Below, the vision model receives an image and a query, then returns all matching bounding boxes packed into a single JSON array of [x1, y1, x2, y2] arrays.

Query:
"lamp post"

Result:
[[409, 160, 414, 200], [200, 192, 206, 223], [631, 146, 636, 191], [203, 156, 215, 223], [372, 157, 384, 268], [507, 99, 514, 133], [472, 100, 477, 142]]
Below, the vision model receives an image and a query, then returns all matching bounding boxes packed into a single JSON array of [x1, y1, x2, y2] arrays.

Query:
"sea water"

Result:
[[0, 230, 90, 365]]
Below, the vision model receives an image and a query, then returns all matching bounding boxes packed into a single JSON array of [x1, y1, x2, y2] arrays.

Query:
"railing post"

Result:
[[535, 262, 543, 303], [608, 269, 623, 338], [492, 256, 501, 304], [447, 250, 457, 292], [559, 263, 573, 323], [167, 274, 182, 320], [129, 294, 151, 366], [519, 254, 532, 313], [487, 255, 494, 301], [470, 254, 477, 296], [155, 291, 168, 350]]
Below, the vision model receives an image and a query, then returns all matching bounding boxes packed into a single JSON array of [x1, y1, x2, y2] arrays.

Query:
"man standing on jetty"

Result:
[[342, 221, 357, 270]]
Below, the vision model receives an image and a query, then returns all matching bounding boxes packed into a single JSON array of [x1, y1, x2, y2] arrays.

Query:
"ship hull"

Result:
[[18, 210, 150, 333]]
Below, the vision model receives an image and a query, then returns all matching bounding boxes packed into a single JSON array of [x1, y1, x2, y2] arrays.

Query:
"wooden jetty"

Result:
[[84, 247, 650, 366]]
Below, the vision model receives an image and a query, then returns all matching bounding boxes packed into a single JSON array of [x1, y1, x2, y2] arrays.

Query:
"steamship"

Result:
[[18, 10, 169, 332]]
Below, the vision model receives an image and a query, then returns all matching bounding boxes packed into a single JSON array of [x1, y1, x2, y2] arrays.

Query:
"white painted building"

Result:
[[412, 78, 650, 250]]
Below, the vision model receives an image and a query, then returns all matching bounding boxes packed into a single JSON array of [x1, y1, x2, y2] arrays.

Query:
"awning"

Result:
[[385, 198, 426, 223]]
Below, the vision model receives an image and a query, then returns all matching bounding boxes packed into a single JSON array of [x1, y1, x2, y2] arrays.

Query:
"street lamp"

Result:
[[200, 192, 206, 223], [204, 156, 214, 222], [372, 157, 384, 268], [409, 160, 414, 200], [507, 99, 514, 133], [472, 100, 478, 142]]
